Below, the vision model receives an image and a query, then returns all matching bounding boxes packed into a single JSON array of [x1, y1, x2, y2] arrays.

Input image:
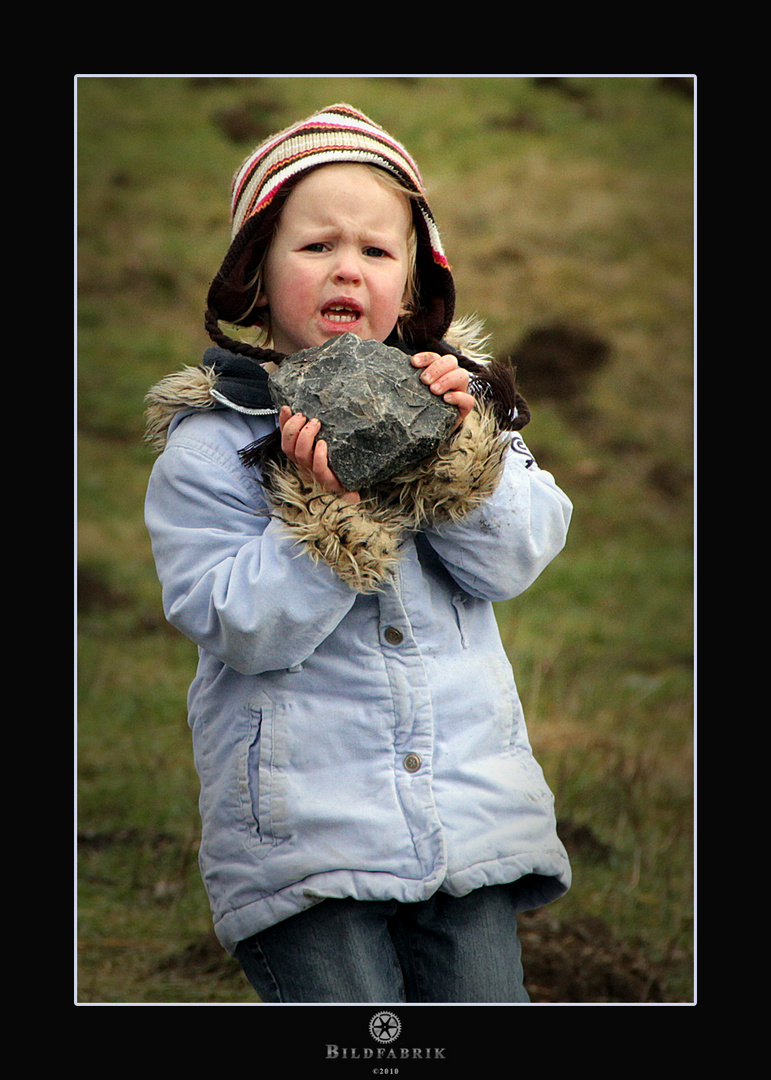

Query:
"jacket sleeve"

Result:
[[144, 421, 358, 676], [421, 424, 573, 603]]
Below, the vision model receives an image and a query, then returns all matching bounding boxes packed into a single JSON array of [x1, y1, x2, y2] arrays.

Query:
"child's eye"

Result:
[[363, 246, 388, 258], [303, 242, 328, 253]]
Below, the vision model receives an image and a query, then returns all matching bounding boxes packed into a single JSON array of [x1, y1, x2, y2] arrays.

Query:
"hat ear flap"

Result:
[[207, 185, 294, 328], [397, 208, 455, 347]]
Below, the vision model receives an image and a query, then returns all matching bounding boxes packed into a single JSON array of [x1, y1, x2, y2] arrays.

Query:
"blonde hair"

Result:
[[239, 163, 419, 347]]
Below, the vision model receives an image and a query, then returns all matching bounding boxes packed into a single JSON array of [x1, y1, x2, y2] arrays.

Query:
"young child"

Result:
[[144, 103, 573, 1003]]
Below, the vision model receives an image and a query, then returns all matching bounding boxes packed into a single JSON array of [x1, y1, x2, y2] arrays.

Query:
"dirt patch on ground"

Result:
[[518, 908, 672, 1002], [502, 322, 611, 404]]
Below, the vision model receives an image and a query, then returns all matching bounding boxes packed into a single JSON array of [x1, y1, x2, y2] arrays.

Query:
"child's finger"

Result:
[[278, 404, 293, 437], [280, 409, 304, 453], [313, 441, 361, 504], [411, 351, 445, 381], [427, 365, 471, 398], [280, 411, 317, 464], [413, 352, 450, 377], [443, 390, 476, 428], [292, 417, 321, 469], [413, 353, 466, 393]]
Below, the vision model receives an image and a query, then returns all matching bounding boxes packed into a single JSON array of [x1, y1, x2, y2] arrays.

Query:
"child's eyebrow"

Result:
[[295, 223, 406, 245]]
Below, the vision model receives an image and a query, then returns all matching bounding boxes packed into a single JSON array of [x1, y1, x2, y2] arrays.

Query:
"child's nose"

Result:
[[331, 249, 362, 284]]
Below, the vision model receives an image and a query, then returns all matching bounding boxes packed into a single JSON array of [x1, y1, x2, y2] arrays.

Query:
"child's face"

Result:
[[256, 164, 413, 356]]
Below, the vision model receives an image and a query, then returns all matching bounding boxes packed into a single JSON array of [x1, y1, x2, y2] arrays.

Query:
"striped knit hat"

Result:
[[206, 103, 456, 350]]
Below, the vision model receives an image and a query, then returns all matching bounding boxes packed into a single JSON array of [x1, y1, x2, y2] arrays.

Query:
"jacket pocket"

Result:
[[451, 591, 470, 648], [238, 697, 291, 846], [237, 704, 265, 843]]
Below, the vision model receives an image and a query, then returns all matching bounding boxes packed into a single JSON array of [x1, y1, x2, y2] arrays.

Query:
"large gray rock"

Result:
[[268, 333, 458, 490]]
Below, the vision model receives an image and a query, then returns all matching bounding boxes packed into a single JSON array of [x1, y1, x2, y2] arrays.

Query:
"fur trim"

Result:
[[445, 316, 530, 432], [144, 365, 218, 451], [444, 313, 494, 364], [264, 468, 408, 593], [383, 405, 507, 528], [266, 404, 507, 593]]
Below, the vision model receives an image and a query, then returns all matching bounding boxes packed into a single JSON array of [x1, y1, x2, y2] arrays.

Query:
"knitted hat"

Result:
[[206, 103, 456, 350]]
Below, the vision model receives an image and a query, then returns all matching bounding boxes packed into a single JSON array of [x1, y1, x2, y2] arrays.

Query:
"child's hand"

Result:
[[411, 353, 475, 429], [278, 407, 361, 504]]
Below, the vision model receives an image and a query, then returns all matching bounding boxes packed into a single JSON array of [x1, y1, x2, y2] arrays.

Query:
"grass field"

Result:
[[76, 75, 694, 1004]]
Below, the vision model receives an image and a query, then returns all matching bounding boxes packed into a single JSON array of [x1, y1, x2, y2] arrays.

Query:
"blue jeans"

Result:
[[234, 884, 530, 1003]]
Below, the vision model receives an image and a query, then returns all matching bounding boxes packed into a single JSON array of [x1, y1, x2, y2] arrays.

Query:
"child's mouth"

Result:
[[321, 302, 362, 325]]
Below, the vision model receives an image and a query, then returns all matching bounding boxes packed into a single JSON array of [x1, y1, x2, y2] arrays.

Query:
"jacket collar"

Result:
[[201, 346, 277, 416]]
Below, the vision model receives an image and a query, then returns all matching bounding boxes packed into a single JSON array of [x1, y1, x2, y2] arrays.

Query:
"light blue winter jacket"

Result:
[[144, 372, 573, 956]]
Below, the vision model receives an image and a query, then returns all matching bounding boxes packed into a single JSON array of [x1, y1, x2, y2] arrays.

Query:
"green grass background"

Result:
[[77, 75, 694, 1003]]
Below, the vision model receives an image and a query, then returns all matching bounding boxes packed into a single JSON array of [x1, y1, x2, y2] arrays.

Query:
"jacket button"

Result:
[[403, 753, 422, 773], [384, 626, 403, 645]]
